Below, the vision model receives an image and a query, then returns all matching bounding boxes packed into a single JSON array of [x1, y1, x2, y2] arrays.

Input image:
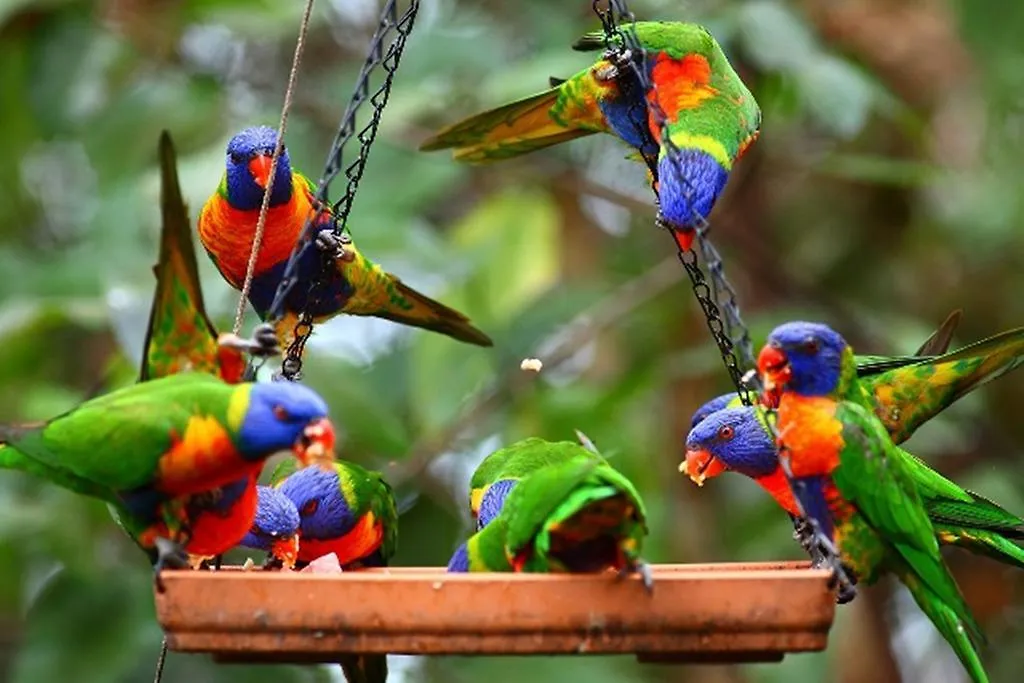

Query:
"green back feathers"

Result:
[[573, 21, 717, 60]]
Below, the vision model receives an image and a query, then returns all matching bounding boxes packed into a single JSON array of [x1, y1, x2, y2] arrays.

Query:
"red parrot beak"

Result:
[[757, 343, 791, 406], [679, 448, 728, 487], [271, 535, 300, 569], [248, 154, 273, 189], [294, 417, 337, 467], [672, 228, 695, 252]]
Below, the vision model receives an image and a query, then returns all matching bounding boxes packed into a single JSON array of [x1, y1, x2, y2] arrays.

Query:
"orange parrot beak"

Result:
[[679, 448, 728, 487], [248, 154, 273, 189], [757, 343, 791, 407], [271, 534, 300, 569], [294, 417, 337, 467]]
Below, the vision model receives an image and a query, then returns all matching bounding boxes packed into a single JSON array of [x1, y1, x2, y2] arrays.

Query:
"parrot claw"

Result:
[[315, 228, 353, 261], [152, 537, 190, 593], [218, 323, 280, 358], [616, 559, 654, 595]]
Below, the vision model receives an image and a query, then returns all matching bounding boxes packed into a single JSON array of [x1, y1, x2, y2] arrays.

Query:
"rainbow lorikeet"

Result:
[[270, 458, 397, 683], [137, 130, 290, 570], [420, 22, 761, 253], [757, 321, 991, 683], [197, 126, 493, 358], [450, 440, 652, 591], [684, 406, 1024, 570], [468, 436, 597, 531], [143, 130, 278, 385], [237, 484, 301, 569], [0, 373, 336, 583]]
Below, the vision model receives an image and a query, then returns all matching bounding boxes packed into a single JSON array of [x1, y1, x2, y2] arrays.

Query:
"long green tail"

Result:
[[936, 524, 1024, 570], [0, 443, 112, 501], [339, 654, 387, 683], [899, 570, 989, 683]]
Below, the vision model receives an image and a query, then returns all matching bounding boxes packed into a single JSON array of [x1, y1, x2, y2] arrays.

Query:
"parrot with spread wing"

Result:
[[270, 457, 397, 683], [684, 406, 1024, 570], [137, 130, 292, 570], [420, 22, 761, 253], [197, 126, 492, 357], [450, 439, 652, 591], [757, 321, 991, 683], [0, 373, 336, 582]]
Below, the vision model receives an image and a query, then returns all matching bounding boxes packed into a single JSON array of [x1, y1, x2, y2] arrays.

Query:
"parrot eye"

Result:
[[718, 425, 735, 441], [301, 499, 319, 517], [273, 405, 291, 421], [229, 151, 245, 165], [801, 337, 819, 354], [249, 524, 261, 536]]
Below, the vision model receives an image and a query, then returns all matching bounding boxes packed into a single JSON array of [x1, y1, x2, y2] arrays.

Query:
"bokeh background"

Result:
[[1, 0, 1023, 681]]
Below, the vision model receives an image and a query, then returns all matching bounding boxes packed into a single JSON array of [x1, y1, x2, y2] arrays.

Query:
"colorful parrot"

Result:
[[237, 484, 301, 569], [142, 130, 278, 385], [451, 440, 652, 591], [684, 406, 1024, 570], [420, 22, 761, 253], [468, 436, 595, 530], [756, 321, 991, 683], [137, 130, 291, 570], [0, 373, 336, 581], [270, 457, 396, 683], [197, 126, 493, 358]]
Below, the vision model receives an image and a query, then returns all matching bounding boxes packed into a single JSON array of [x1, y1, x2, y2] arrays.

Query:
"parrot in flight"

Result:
[[197, 126, 493, 358], [419, 22, 761, 253], [449, 438, 652, 592], [270, 457, 397, 683], [756, 321, 992, 683], [0, 373, 337, 584]]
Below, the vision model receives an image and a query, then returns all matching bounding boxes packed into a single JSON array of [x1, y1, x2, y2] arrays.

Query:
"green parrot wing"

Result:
[[0, 374, 230, 493], [831, 401, 985, 645], [366, 469, 399, 564], [141, 131, 229, 383], [869, 326, 1024, 443]]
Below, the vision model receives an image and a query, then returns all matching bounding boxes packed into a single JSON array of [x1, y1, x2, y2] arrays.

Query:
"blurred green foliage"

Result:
[[0, 1, 1022, 682]]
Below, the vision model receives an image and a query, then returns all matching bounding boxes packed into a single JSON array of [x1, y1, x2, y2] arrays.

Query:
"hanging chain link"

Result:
[[249, 0, 421, 381], [593, 0, 756, 406], [594, 3, 854, 594]]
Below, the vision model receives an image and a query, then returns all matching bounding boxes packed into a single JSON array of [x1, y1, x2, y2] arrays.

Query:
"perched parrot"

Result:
[[237, 484, 301, 569], [757, 321, 991, 683], [0, 373, 336, 578], [270, 457, 397, 683], [137, 130, 289, 570], [420, 22, 761, 253], [270, 457, 398, 569], [468, 437, 596, 530], [451, 441, 652, 591], [197, 126, 493, 358], [685, 406, 1024, 570]]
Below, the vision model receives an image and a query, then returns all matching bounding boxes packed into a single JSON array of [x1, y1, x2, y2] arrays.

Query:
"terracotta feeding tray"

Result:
[[155, 560, 836, 665]]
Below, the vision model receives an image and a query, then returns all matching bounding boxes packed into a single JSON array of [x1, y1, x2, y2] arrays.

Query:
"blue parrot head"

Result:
[[275, 464, 357, 541], [236, 382, 335, 465], [759, 321, 848, 398], [683, 406, 777, 485], [689, 392, 740, 429], [476, 479, 517, 531], [224, 126, 294, 210], [239, 485, 301, 566]]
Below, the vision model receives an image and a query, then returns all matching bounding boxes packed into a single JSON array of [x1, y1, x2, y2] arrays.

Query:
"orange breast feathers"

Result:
[[775, 394, 844, 479], [196, 177, 319, 287], [297, 511, 384, 566], [647, 52, 719, 136], [156, 416, 259, 496], [185, 475, 259, 557]]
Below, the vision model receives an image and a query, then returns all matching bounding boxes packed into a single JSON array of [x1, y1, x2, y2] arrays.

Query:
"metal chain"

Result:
[[251, 0, 421, 381], [593, 0, 756, 405]]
